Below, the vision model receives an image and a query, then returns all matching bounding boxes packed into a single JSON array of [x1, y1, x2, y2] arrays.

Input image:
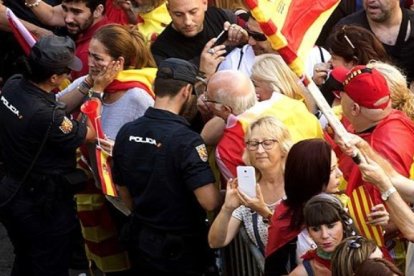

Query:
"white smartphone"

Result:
[[237, 166, 256, 198]]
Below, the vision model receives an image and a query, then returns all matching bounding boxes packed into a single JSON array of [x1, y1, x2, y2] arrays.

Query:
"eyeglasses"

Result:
[[202, 94, 222, 105], [347, 236, 363, 249], [245, 29, 267, 42], [246, 139, 278, 151]]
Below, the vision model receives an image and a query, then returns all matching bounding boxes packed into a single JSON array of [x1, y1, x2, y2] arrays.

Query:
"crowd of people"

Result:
[[0, 0, 414, 275]]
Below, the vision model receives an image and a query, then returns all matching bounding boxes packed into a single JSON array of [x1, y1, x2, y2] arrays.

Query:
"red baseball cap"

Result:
[[342, 65, 390, 110], [330, 66, 349, 83]]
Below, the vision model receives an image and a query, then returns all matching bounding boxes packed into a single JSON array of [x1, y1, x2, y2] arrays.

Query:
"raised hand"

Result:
[[199, 38, 226, 78], [222, 178, 242, 212], [92, 60, 121, 92], [367, 204, 389, 226]]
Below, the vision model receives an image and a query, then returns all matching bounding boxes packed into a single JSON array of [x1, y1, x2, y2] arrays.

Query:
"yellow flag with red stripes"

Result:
[[244, 0, 340, 78], [347, 185, 384, 247]]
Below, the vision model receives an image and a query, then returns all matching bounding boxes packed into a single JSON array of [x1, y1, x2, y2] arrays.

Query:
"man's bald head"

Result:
[[208, 70, 257, 115]]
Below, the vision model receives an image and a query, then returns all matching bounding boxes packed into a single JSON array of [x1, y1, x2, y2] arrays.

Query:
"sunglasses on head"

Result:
[[245, 29, 267, 42]]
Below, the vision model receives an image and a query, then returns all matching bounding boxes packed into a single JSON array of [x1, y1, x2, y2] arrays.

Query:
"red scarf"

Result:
[[266, 201, 303, 257], [302, 250, 331, 270]]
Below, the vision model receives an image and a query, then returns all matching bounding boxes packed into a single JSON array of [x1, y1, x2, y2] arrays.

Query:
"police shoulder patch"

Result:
[[59, 116, 73, 134], [195, 144, 208, 162]]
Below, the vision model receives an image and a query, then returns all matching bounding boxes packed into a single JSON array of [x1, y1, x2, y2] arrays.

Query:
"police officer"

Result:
[[0, 35, 95, 275], [112, 58, 221, 275]]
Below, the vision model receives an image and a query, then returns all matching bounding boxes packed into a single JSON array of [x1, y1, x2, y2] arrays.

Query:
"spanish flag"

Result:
[[105, 68, 157, 99], [244, 0, 340, 78], [6, 8, 37, 56], [81, 99, 118, 197]]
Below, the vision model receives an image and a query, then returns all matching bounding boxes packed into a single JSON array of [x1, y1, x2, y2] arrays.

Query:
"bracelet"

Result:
[[77, 80, 91, 96], [88, 89, 103, 99], [25, 0, 41, 8]]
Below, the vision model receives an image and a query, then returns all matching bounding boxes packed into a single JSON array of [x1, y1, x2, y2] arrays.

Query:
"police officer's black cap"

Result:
[[157, 58, 198, 84], [29, 35, 82, 72]]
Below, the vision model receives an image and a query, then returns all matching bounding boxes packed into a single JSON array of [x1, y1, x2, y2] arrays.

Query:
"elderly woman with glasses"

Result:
[[208, 116, 292, 255], [331, 236, 384, 276], [289, 193, 357, 276]]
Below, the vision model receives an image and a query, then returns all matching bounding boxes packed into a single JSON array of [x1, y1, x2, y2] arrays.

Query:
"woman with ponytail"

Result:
[[58, 23, 157, 274]]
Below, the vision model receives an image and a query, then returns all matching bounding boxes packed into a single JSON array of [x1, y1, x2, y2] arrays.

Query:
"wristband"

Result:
[[25, 0, 41, 8], [381, 187, 397, 201], [88, 89, 103, 99], [77, 80, 91, 96]]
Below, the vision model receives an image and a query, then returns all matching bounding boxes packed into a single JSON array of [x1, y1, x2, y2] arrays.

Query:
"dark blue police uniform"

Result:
[[113, 107, 215, 275], [0, 75, 87, 276]]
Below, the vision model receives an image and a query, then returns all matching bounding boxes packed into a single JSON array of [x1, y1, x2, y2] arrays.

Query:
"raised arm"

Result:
[[0, 3, 52, 36], [23, 0, 65, 27], [358, 154, 414, 241], [208, 178, 242, 248]]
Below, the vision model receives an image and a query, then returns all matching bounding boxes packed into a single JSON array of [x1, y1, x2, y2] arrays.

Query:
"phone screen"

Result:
[[237, 166, 256, 198]]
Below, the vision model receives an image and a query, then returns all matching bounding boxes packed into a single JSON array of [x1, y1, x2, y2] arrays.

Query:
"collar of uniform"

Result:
[[145, 107, 189, 126], [22, 78, 56, 103]]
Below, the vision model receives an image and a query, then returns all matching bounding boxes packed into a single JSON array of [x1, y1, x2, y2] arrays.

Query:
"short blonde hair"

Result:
[[243, 116, 292, 180], [251, 54, 312, 110], [367, 61, 414, 121]]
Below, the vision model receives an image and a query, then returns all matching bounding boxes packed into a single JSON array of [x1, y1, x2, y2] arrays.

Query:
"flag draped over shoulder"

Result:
[[244, 0, 340, 77], [105, 68, 157, 99], [6, 8, 37, 56]]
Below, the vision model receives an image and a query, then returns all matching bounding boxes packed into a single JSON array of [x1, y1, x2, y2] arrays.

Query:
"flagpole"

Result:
[[304, 77, 363, 163]]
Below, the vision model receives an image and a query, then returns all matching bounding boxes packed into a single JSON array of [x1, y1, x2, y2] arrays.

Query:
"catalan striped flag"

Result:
[[347, 185, 384, 247], [244, 0, 339, 78], [6, 8, 37, 56]]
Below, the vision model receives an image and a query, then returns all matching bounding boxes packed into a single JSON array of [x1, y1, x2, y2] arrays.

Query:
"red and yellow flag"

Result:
[[81, 99, 118, 197], [105, 68, 157, 99], [347, 185, 384, 247], [244, 0, 340, 78]]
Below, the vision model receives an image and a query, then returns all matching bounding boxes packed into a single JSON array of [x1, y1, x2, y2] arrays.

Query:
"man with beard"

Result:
[[23, 0, 110, 78], [112, 58, 220, 275], [337, 0, 414, 83]]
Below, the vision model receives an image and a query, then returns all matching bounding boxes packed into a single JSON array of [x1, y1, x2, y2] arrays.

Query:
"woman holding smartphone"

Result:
[[208, 116, 292, 255]]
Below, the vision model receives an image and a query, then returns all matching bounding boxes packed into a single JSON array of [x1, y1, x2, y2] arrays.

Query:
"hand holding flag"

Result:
[[6, 8, 36, 56]]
